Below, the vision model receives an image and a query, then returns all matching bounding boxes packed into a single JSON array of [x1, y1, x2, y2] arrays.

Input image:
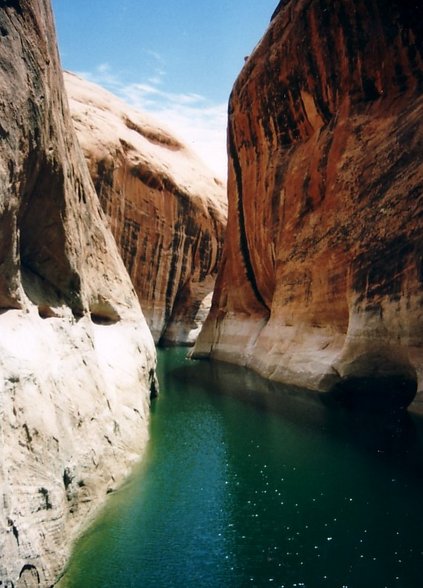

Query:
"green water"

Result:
[[60, 348, 423, 588]]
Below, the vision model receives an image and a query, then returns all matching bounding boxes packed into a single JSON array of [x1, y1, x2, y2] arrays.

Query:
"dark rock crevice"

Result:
[[194, 0, 423, 409], [228, 123, 270, 314]]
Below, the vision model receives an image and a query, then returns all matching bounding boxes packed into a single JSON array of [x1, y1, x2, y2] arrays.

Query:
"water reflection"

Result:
[[173, 357, 423, 476], [62, 349, 423, 588]]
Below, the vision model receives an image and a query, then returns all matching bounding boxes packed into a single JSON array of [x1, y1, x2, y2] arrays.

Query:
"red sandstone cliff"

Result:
[[193, 0, 423, 410], [0, 1, 155, 584], [64, 73, 227, 345]]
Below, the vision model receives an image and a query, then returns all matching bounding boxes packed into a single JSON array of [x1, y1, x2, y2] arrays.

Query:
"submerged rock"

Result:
[[193, 0, 423, 411], [0, 0, 156, 584], [65, 72, 227, 345]]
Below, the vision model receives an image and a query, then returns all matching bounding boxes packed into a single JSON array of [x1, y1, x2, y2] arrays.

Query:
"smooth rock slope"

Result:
[[193, 0, 423, 410], [65, 72, 227, 345], [0, 1, 156, 585]]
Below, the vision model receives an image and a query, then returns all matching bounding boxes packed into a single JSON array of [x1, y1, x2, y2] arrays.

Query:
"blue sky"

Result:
[[52, 0, 278, 178]]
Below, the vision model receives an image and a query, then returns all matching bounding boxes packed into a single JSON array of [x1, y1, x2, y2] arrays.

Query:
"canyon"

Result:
[[0, 1, 156, 585], [64, 72, 227, 345], [193, 0, 423, 411], [1, 0, 423, 584]]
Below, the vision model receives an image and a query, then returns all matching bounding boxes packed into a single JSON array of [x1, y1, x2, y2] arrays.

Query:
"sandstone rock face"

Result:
[[64, 72, 227, 345], [193, 0, 423, 410], [0, 1, 156, 585]]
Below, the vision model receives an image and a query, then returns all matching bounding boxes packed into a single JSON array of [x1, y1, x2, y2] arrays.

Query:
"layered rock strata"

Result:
[[193, 0, 423, 410], [64, 72, 227, 345], [0, 1, 156, 585]]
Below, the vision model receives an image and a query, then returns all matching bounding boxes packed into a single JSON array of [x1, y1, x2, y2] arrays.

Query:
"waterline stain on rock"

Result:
[[193, 0, 423, 411], [0, 0, 156, 584], [64, 72, 227, 346]]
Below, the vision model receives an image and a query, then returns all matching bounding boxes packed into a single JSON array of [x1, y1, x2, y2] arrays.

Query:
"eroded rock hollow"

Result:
[[65, 72, 227, 345], [0, 1, 156, 584], [193, 0, 423, 411]]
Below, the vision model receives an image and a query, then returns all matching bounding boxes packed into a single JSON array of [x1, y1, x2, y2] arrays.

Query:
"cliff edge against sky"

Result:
[[0, 1, 155, 584], [193, 0, 423, 410], [65, 72, 227, 346]]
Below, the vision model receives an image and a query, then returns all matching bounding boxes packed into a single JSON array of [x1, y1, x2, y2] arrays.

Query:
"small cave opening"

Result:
[[89, 297, 121, 325], [37, 304, 57, 319], [19, 564, 40, 586], [18, 155, 83, 316]]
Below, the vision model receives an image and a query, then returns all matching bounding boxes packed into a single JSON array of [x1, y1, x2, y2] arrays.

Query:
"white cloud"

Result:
[[147, 75, 164, 86], [145, 49, 165, 64], [74, 61, 228, 180], [144, 50, 166, 86], [76, 63, 122, 91], [150, 101, 228, 182]]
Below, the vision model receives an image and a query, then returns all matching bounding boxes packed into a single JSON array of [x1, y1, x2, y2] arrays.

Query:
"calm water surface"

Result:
[[60, 348, 423, 588]]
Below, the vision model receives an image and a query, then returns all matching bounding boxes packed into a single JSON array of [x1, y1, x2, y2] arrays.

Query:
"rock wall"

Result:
[[64, 73, 227, 345], [193, 0, 423, 411], [0, 1, 156, 585]]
